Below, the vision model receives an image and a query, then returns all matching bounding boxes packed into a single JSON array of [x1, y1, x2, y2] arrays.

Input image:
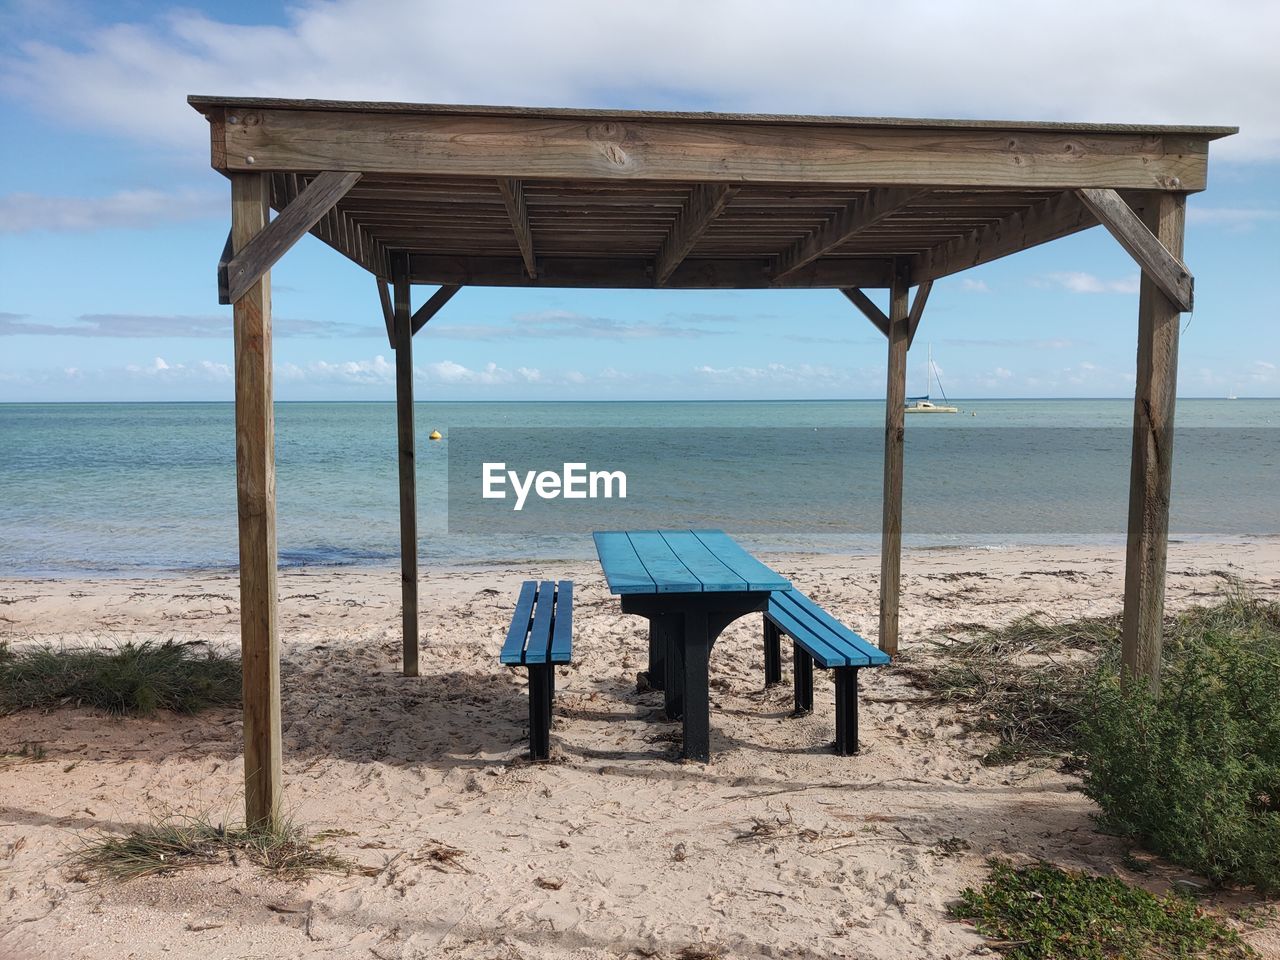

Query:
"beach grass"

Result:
[[0, 639, 239, 716], [897, 611, 1119, 764], [952, 859, 1254, 960], [74, 813, 352, 882]]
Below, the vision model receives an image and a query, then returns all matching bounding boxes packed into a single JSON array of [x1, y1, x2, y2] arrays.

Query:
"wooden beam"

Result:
[[220, 171, 361, 304], [377, 278, 394, 347], [392, 253, 419, 678], [230, 172, 281, 830], [914, 190, 1096, 284], [217, 229, 233, 304], [1077, 188, 1194, 312], [654, 184, 737, 286], [1121, 192, 1186, 695], [841, 288, 890, 337], [496, 179, 536, 278], [210, 106, 1214, 190], [906, 280, 933, 350], [775, 188, 925, 281], [408, 254, 895, 289], [879, 261, 911, 655], [410, 284, 461, 335]]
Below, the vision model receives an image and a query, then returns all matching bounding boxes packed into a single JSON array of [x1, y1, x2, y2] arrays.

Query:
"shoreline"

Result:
[[4, 530, 1278, 583]]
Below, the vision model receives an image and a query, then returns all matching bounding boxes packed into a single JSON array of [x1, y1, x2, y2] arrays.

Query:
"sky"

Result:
[[0, 0, 1277, 402]]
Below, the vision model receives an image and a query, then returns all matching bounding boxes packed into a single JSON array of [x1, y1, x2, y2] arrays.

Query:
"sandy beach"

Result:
[[3, 539, 1279, 959]]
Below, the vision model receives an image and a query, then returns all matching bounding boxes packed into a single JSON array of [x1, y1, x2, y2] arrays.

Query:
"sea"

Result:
[[1, 399, 1277, 576]]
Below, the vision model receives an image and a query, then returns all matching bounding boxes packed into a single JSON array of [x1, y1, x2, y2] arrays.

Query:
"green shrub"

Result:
[[0, 639, 240, 715], [1079, 595, 1280, 893], [952, 859, 1253, 960]]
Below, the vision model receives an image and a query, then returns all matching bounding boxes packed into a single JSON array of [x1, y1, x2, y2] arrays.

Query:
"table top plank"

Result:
[[499, 579, 538, 664], [625, 530, 703, 592], [691, 529, 792, 591], [593, 531, 657, 594], [549, 580, 574, 663], [658, 530, 748, 591]]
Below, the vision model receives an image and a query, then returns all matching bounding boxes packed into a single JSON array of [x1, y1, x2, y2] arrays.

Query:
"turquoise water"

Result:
[[0, 399, 1277, 575]]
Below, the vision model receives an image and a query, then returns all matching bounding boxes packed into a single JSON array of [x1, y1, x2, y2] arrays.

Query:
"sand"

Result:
[[2, 540, 1278, 959]]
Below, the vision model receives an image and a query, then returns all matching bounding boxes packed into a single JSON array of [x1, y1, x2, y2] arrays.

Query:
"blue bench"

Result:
[[763, 588, 890, 755], [501, 580, 573, 760]]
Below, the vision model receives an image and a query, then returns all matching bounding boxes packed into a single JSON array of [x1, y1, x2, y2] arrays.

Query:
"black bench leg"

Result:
[[834, 667, 860, 755], [528, 664, 552, 761], [793, 642, 814, 715], [664, 626, 685, 721], [763, 619, 783, 687], [646, 617, 667, 691]]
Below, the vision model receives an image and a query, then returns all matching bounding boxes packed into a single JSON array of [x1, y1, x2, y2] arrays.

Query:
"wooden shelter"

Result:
[[189, 95, 1234, 828]]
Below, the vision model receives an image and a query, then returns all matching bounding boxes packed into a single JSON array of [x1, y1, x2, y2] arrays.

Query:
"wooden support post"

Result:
[[393, 253, 420, 677], [879, 261, 910, 655], [231, 172, 281, 831], [1122, 192, 1186, 694]]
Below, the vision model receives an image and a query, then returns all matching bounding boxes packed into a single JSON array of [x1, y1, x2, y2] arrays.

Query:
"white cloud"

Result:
[[693, 362, 848, 385], [0, 189, 222, 233], [279, 355, 396, 385], [120, 355, 232, 381], [0, 1, 1268, 159], [960, 278, 990, 293], [435, 310, 726, 341], [1187, 207, 1280, 231], [1035, 271, 1141, 295]]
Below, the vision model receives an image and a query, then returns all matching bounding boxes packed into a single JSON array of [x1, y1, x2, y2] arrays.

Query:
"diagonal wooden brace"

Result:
[[1076, 188, 1193, 312], [843, 280, 931, 346], [220, 171, 362, 304]]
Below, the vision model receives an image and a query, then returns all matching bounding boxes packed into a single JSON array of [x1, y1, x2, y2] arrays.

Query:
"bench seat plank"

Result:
[[524, 579, 557, 664], [770, 590, 888, 667], [549, 580, 573, 664], [765, 596, 855, 668], [500, 580, 538, 665]]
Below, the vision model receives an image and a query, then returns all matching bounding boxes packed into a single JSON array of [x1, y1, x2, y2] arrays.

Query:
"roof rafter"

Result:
[[496, 178, 536, 279], [654, 184, 738, 286], [775, 188, 926, 282], [913, 190, 1096, 284]]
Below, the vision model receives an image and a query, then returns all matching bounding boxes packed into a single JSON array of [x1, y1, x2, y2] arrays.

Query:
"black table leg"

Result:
[[647, 616, 667, 691], [664, 624, 685, 720], [793, 642, 814, 715], [834, 667, 859, 755], [680, 610, 711, 762]]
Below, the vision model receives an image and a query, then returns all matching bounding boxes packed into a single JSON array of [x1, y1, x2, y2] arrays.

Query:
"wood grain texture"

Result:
[[230, 173, 281, 830], [914, 190, 1096, 282], [906, 280, 933, 349], [377, 278, 394, 347], [408, 254, 894, 289], [879, 262, 911, 655], [1077, 188, 1193, 311], [496, 178, 537, 278], [410, 284, 461, 335], [392, 254, 419, 677], [222, 172, 361, 304], [1121, 192, 1186, 695], [212, 108, 1213, 191], [654, 184, 738, 285], [191, 95, 1235, 138], [775, 188, 925, 280], [841, 288, 890, 337]]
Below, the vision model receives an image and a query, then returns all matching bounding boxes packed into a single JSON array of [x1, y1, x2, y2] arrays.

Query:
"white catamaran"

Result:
[[905, 344, 958, 413]]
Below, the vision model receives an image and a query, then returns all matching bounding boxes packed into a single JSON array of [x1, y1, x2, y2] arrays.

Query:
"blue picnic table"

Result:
[[593, 529, 791, 762]]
